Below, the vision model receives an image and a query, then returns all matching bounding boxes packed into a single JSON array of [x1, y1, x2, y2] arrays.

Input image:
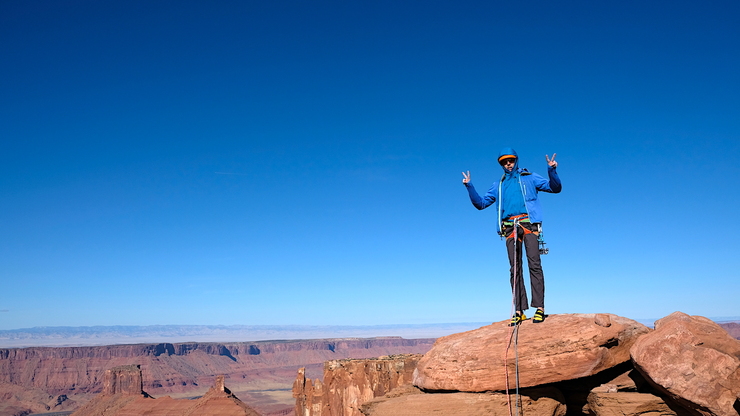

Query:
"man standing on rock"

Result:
[[462, 147, 561, 326]]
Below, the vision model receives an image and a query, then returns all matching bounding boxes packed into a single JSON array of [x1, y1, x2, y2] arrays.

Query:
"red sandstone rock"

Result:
[[413, 313, 650, 392], [630, 312, 740, 416], [103, 364, 146, 395], [360, 385, 566, 416], [293, 354, 422, 416], [587, 390, 687, 416], [71, 367, 261, 416], [294, 367, 323, 416], [597, 371, 639, 393]]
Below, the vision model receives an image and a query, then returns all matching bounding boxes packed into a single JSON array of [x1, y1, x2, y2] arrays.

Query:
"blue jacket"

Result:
[[465, 148, 561, 233]]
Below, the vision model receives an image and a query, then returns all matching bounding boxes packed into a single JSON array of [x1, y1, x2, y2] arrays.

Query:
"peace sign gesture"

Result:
[[461, 171, 471, 184], [546, 153, 558, 168]]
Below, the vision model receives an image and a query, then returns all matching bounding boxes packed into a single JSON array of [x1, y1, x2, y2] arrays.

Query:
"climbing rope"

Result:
[[503, 217, 523, 416], [503, 321, 521, 416]]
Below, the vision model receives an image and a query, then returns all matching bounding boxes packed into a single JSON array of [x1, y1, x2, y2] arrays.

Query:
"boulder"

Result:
[[587, 390, 687, 416], [630, 312, 740, 416], [361, 385, 566, 416], [413, 313, 649, 392]]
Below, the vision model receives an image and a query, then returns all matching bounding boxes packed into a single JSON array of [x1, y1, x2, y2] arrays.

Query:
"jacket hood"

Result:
[[498, 147, 519, 175]]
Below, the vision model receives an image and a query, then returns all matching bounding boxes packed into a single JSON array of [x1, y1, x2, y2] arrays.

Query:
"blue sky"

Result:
[[1, 1, 739, 330]]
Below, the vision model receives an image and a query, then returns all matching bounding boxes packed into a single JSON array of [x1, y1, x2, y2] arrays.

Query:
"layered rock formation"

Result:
[[587, 389, 682, 416], [293, 354, 422, 416], [101, 364, 148, 395], [631, 312, 740, 416], [0, 337, 433, 415], [295, 312, 740, 416], [71, 365, 261, 416]]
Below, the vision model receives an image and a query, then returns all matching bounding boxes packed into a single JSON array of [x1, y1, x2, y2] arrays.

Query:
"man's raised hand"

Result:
[[546, 153, 558, 168], [462, 171, 471, 184]]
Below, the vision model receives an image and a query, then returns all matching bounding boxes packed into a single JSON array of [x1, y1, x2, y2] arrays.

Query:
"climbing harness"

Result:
[[501, 216, 549, 255]]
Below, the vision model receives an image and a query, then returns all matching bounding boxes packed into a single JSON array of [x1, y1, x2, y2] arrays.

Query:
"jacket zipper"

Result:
[[519, 175, 532, 219]]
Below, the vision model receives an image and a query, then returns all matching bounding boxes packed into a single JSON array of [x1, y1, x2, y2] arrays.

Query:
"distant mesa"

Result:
[[71, 365, 261, 416], [294, 312, 740, 416], [0, 323, 482, 348]]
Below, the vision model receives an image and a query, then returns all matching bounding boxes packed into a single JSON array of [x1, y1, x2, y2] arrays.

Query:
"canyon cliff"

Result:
[[293, 354, 422, 416], [295, 313, 740, 416], [0, 337, 433, 416]]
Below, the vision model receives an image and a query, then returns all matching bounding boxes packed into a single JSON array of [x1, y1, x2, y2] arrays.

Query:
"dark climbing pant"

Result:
[[504, 222, 544, 313]]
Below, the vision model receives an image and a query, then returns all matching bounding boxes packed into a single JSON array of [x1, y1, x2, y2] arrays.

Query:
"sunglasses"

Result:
[[499, 158, 517, 165]]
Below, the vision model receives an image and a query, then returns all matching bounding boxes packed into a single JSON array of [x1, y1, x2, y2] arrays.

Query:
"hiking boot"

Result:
[[533, 309, 546, 324], [509, 313, 527, 326]]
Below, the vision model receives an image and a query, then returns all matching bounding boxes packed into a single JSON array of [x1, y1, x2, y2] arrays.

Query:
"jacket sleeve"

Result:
[[533, 166, 562, 193], [465, 182, 497, 210]]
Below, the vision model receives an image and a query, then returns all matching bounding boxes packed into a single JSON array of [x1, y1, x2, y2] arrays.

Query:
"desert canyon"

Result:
[[1, 312, 739, 416], [0, 337, 433, 416]]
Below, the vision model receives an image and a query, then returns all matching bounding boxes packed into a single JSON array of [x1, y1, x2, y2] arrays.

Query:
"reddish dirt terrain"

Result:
[[0, 337, 434, 416]]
